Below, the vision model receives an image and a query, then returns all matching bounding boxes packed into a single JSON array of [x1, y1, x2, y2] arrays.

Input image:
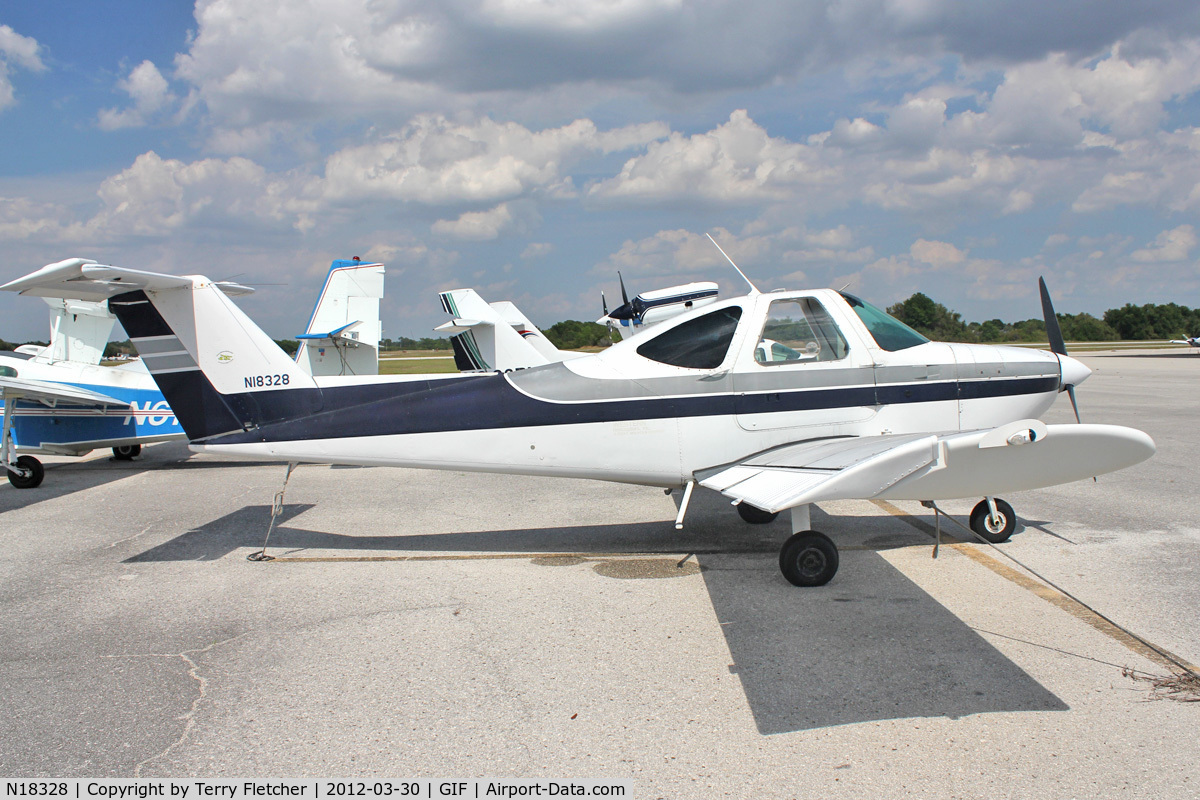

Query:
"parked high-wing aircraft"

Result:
[[1, 258, 382, 488], [2, 259, 1154, 586], [0, 295, 189, 487]]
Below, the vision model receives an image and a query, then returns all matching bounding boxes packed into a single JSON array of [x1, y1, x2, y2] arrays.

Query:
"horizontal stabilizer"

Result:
[[296, 321, 362, 342], [434, 318, 484, 335], [1, 259, 254, 301]]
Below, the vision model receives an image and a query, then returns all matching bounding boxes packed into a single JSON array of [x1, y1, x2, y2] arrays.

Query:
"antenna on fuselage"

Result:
[[706, 233, 759, 295]]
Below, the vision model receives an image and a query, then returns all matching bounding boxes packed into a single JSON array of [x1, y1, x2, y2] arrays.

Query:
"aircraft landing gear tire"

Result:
[[6, 455, 44, 489], [970, 498, 1016, 543], [112, 444, 141, 460], [779, 530, 839, 587], [737, 502, 779, 525]]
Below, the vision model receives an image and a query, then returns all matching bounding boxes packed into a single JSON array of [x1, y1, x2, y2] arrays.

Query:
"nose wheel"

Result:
[[969, 497, 1016, 543]]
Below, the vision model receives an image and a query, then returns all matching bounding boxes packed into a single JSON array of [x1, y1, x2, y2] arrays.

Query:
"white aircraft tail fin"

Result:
[[34, 297, 116, 366], [1, 259, 316, 441], [486, 301, 565, 363], [436, 288, 558, 372], [295, 260, 385, 376]]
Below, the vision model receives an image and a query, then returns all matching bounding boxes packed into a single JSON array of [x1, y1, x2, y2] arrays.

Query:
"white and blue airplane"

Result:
[[598, 271, 719, 330], [2, 259, 1154, 586], [1, 258, 383, 488], [1169, 335, 1199, 350]]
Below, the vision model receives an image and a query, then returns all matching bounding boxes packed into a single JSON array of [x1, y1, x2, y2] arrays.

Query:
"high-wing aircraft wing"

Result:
[[697, 420, 1154, 514], [0, 376, 130, 408]]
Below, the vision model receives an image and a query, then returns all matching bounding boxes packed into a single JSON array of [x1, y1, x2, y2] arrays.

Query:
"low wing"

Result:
[[697, 433, 940, 513], [697, 419, 1154, 513], [0, 376, 130, 409]]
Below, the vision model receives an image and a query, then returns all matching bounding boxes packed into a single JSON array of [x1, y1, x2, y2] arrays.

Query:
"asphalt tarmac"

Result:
[[1, 349, 1197, 798]]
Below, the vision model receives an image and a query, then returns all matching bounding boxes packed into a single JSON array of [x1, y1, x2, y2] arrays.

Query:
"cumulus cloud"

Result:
[[98, 60, 177, 130], [320, 114, 666, 206], [1130, 224, 1196, 262], [166, 1, 1200, 147], [432, 202, 517, 240], [590, 110, 833, 204], [0, 152, 322, 244], [0, 25, 45, 112], [910, 238, 967, 268]]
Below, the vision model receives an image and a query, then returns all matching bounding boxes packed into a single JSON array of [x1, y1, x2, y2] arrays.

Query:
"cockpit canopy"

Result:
[[621, 288, 930, 373]]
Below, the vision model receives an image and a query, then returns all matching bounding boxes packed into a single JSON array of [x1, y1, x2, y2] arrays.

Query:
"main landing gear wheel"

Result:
[[6, 455, 44, 489], [779, 530, 839, 587], [969, 498, 1016, 543], [112, 444, 141, 460], [737, 502, 779, 525]]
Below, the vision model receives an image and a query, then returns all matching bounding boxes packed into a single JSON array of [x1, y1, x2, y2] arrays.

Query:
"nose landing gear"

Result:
[[969, 497, 1016, 543]]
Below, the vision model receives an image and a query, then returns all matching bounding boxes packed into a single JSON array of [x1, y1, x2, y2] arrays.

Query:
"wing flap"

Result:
[[697, 433, 940, 513]]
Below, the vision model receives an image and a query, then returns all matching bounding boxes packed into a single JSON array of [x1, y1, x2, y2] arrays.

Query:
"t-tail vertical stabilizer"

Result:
[[436, 288, 558, 372], [295, 259, 385, 376], [0, 259, 317, 442]]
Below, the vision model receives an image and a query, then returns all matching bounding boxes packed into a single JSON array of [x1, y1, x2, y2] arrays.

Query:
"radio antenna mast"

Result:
[[706, 233, 759, 295]]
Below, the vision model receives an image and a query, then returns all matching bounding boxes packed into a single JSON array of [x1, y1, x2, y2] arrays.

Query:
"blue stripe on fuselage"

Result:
[[10, 382, 182, 449], [205, 374, 1059, 445]]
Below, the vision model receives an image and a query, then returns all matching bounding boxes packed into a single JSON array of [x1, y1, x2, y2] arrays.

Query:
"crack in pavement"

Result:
[[101, 633, 246, 777]]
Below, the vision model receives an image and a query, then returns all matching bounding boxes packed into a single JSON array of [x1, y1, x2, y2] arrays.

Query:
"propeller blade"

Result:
[[601, 290, 608, 316], [1039, 276, 1067, 356], [618, 271, 629, 305], [1066, 385, 1082, 424]]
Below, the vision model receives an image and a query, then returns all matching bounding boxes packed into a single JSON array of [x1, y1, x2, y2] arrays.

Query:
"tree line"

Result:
[[5, 299, 1194, 359], [887, 293, 1200, 343], [379, 321, 616, 352]]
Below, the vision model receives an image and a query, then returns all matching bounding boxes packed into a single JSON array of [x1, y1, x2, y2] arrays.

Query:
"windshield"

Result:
[[839, 292, 929, 351]]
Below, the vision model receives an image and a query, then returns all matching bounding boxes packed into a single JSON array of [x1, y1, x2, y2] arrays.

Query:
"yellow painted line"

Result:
[[872, 499, 1200, 674], [261, 542, 895, 564]]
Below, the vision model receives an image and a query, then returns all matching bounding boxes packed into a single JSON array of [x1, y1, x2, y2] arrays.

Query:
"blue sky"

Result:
[[2, 0, 1199, 341]]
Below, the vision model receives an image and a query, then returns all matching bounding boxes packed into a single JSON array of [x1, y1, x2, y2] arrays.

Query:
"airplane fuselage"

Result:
[[0, 353, 181, 455], [189, 289, 1067, 490]]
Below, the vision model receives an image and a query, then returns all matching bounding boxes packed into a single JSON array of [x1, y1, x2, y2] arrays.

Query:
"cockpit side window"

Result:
[[636, 306, 743, 369], [0, 365, 17, 378], [839, 292, 929, 351], [754, 298, 849, 365]]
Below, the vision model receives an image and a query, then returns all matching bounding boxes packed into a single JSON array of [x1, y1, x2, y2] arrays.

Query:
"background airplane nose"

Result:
[[1059, 354, 1091, 389]]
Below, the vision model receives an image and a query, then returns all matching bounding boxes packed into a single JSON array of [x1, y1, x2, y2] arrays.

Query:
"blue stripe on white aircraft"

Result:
[[1, 255, 1155, 587]]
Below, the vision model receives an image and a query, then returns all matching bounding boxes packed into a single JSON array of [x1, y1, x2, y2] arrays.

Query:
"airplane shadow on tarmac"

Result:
[[125, 487, 1068, 733], [0, 440, 279, 513]]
